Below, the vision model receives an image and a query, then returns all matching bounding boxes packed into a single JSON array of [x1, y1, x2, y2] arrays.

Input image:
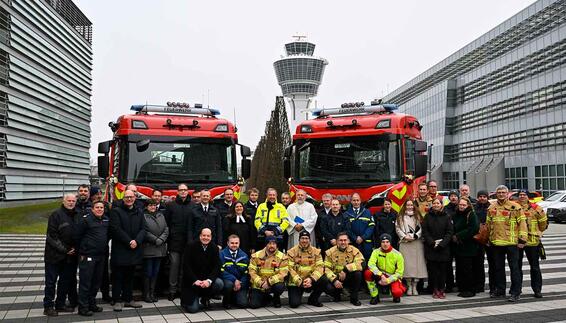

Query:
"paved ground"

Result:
[[1, 223, 565, 322]]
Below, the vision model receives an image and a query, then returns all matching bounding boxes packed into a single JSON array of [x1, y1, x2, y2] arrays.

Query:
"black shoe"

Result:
[[508, 295, 520, 302], [307, 298, 323, 307], [78, 310, 93, 316], [89, 306, 103, 312], [332, 294, 342, 302], [152, 294, 158, 303], [223, 303, 232, 309], [55, 306, 75, 313], [273, 296, 281, 308], [458, 291, 475, 298], [369, 296, 380, 305], [168, 293, 176, 301], [393, 297, 401, 303], [534, 292, 543, 298], [43, 308, 58, 317], [490, 292, 505, 299], [474, 287, 485, 293], [350, 299, 361, 306]]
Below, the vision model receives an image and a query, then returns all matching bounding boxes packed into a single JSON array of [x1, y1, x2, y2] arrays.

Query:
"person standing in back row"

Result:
[[286, 189, 318, 249], [109, 190, 145, 312], [164, 184, 192, 301], [142, 199, 169, 303]]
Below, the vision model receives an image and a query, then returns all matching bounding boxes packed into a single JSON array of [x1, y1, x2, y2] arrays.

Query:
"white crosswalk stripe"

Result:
[[0, 232, 565, 322]]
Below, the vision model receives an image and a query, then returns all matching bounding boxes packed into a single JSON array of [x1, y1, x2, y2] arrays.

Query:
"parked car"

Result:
[[539, 190, 566, 222], [546, 207, 566, 223]]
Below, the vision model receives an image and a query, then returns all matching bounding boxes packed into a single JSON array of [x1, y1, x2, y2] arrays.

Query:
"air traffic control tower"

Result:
[[274, 36, 328, 132]]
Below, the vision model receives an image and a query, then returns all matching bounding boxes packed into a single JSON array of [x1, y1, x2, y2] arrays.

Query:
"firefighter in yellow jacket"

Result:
[[517, 190, 547, 298], [286, 231, 327, 308], [364, 233, 405, 304], [255, 188, 289, 250], [324, 232, 364, 306], [248, 236, 288, 308], [486, 185, 528, 302]]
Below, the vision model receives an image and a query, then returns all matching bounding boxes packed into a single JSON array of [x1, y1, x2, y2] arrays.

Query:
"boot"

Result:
[[412, 279, 419, 296], [143, 277, 152, 303], [406, 279, 413, 296], [150, 278, 158, 302]]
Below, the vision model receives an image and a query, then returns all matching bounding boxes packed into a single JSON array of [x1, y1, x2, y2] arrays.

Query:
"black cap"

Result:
[[477, 190, 488, 198], [518, 189, 529, 195], [265, 236, 277, 243], [90, 186, 101, 196], [449, 190, 459, 197], [299, 231, 310, 239], [379, 233, 392, 242]]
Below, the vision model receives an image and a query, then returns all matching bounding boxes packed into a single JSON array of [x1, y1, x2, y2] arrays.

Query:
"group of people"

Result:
[[43, 181, 547, 317]]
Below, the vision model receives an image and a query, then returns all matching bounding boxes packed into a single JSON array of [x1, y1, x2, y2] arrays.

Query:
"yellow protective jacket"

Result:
[[324, 245, 364, 282], [367, 248, 404, 284], [519, 201, 548, 246], [486, 199, 528, 246], [248, 248, 288, 289], [254, 200, 289, 236], [286, 244, 324, 286]]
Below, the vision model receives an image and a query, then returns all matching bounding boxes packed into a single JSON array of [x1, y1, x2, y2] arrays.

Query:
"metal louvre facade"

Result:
[[0, 0, 92, 202], [384, 0, 566, 195]]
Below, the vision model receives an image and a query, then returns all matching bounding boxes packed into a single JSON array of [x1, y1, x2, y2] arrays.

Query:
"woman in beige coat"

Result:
[[396, 199, 428, 295]]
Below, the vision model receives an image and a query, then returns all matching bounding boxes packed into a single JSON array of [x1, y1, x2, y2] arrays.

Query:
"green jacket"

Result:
[[452, 207, 479, 257], [367, 247, 404, 284]]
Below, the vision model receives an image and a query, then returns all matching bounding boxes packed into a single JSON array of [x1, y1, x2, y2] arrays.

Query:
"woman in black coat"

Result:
[[223, 201, 256, 255], [422, 197, 454, 299], [373, 198, 399, 249]]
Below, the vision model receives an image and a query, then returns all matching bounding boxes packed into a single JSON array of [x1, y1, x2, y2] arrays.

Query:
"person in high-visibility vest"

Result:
[[364, 233, 405, 305], [254, 188, 289, 250], [486, 185, 528, 303], [517, 190, 547, 298]]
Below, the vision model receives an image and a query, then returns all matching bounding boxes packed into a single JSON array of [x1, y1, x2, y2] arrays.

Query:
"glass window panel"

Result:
[[557, 178, 565, 190], [522, 167, 528, 177], [550, 178, 557, 190], [542, 166, 549, 177], [543, 178, 549, 190], [550, 165, 556, 176], [535, 166, 541, 177], [557, 164, 564, 176]]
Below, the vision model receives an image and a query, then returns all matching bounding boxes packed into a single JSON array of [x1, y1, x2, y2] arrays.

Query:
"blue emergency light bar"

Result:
[[312, 103, 398, 117], [130, 103, 220, 116]]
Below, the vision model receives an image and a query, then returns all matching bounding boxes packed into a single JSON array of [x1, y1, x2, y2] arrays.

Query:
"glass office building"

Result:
[[383, 0, 566, 196], [0, 0, 92, 203]]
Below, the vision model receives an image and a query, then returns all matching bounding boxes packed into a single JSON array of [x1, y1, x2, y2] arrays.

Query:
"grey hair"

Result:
[[495, 185, 508, 192]]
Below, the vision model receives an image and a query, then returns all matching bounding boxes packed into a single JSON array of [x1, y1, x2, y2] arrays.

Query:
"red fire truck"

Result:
[[283, 101, 427, 212], [97, 102, 251, 202]]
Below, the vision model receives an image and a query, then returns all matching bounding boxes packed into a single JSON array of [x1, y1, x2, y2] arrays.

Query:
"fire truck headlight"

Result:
[[214, 124, 228, 132], [300, 125, 313, 133]]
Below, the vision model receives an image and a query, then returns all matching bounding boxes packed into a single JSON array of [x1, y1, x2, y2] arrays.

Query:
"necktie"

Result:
[[232, 252, 237, 259], [354, 209, 359, 215], [203, 205, 207, 212]]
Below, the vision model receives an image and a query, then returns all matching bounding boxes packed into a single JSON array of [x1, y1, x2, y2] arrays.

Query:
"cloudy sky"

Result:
[[76, 0, 535, 159]]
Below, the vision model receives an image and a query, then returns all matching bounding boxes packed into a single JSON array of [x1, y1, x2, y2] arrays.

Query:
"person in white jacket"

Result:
[[286, 190, 318, 250]]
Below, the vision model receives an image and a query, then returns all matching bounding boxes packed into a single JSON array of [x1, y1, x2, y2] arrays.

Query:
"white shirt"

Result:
[[286, 201, 318, 249]]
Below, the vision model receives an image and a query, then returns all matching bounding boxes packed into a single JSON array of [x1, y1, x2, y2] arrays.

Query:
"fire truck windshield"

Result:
[[295, 135, 401, 184], [121, 141, 237, 184]]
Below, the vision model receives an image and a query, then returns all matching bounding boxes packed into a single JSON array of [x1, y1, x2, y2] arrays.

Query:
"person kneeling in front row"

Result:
[[287, 230, 327, 308], [364, 233, 406, 304], [220, 234, 250, 309], [181, 228, 223, 313], [248, 236, 288, 308]]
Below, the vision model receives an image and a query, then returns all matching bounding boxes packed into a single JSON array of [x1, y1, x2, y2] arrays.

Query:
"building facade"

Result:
[[0, 0, 92, 204], [384, 0, 566, 197], [274, 36, 328, 132]]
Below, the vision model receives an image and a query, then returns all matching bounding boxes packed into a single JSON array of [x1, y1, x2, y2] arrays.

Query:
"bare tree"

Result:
[[248, 96, 291, 199]]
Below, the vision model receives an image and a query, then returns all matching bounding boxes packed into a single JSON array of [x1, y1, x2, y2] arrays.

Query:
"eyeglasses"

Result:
[[123, 196, 135, 199], [428, 186, 437, 188]]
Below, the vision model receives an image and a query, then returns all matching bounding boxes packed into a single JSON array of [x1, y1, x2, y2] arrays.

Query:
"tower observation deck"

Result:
[[274, 36, 328, 132]]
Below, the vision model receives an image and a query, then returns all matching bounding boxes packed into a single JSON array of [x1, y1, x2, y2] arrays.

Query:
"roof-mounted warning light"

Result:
[[312, 102, 398, 117], [130, 103, 220, 116]]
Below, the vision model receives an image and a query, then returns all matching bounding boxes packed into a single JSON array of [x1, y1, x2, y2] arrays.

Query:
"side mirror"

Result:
[[241, 158, 251, 179], [283, 157, 291, 179], [98, 141, 112, 154], [240, 145, 251, 158], [415, 140, 427, 152], [136, 139, 150, 152], [97, 155, 109, 179], [415, 154, 427, 177]]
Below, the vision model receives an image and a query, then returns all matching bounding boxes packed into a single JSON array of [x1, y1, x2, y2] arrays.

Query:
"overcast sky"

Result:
[[76, 0, 535, 160]]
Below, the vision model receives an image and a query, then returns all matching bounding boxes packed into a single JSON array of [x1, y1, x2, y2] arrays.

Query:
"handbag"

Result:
[[473, 223, 489, 245]]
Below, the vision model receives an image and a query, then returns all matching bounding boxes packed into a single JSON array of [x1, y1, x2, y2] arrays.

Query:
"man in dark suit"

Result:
[[214, 188, 235, 219], [181, 228, 223, 313], [189, 190, 223, 248]]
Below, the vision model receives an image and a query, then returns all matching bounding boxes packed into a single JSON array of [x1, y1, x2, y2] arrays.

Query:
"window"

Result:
[[443, 172, 459, 190], [535, 163, 566, 197], [505, 167, 528, 190]]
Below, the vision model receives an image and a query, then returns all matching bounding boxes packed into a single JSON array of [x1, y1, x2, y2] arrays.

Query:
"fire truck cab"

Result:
[[283, 101, 427, 211], [97, 102, 251, 202]]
